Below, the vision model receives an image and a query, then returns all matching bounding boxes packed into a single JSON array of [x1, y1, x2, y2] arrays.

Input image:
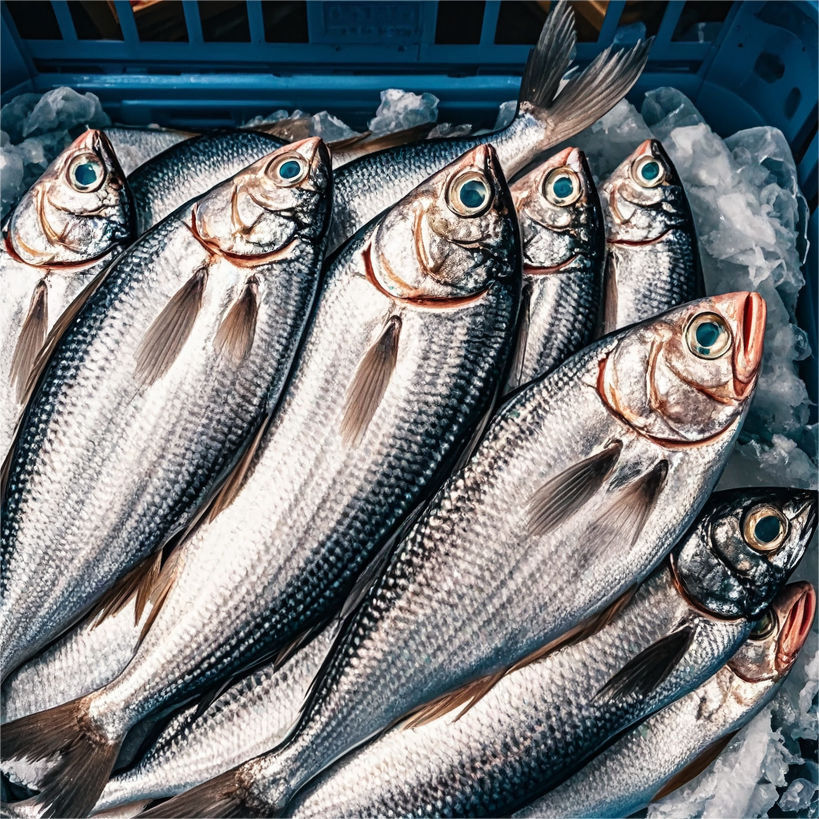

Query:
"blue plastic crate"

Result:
[[1, 0, 816, 411]]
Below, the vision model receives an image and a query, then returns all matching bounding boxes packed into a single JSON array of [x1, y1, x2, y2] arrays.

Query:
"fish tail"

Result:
[[140, 769, 263, 818], [520, 3, 653, 149], [0, 696, 123, 818]]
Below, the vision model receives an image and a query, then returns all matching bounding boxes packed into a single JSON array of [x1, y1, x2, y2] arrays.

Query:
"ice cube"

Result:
[[309, 111, 358, 142], [427, 122, 471, 139], [367, 89, 439, 135], [21, 87, 109, 139], [492, 100, 517, 133], [779, 778, 818, 813]]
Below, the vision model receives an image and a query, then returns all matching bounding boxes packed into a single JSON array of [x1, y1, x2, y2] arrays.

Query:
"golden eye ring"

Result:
[[743, 504, 789, 552], [543, 167, 582, 206], [67, 153, 106, 193], [447, 171, 492, 217], [685, 312, 732, 360], [631, 154, 665, 188], [266, 153, 309, 187]]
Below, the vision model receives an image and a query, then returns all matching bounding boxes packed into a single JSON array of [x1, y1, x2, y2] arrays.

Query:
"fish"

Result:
[[126, 129, 286, 233], [0, 137, 333, 685], [327, 2, 652, 252], [0, 129, 134, 457], [153, 290, 767, 817], [93, 622, 341, 813], [504, 146, 605, 392], [278, 489, 815, 819], [1, 597, 150, 725], [599, 138, 703, 333], [0, 142, 522, 818], [103, 126, 198, 176], [515, 580, 816, 819]]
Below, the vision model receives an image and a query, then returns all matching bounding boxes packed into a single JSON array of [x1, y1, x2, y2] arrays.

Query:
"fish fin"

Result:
[[325, 130, 372, 151], [88, 549, 163, 628], [21, 263, 111, 405], [10, 281, 48, 403], [340, 315, 401, 446], [205, 416, 270, 523], [518, 0, 576, 110], [0, 697, 123, 819], [134, 266, 207, 387], [504, 282, 531, 394], [602, 253, 618, 336], [401, 669, 508, 730], [594, 625, 695, 704], [580, 460, 668, 570], [139, 547, 184, 643], [651, 731, 737, 802], [140, 769, 258, 818], [335, 123, 433, 156], [213, 277, 259, 364], [540, 39, 653, 149], [272, 621, 327, 671], [191, 677, 235, 722], [527, 441, 622, 537]]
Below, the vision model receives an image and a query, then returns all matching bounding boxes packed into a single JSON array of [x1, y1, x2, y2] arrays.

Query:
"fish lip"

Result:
[[775, 582, 816, 673]]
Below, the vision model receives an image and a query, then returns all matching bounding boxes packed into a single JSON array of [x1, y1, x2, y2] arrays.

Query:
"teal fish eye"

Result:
[[459, 179, 488, 210], [695, 321, 722, 351], [279, 160, 302, 180], [73, 162, 99, 187], [640, 160, 660, 181], [552, 175, 574, 200], [754, 515, 782, 544]]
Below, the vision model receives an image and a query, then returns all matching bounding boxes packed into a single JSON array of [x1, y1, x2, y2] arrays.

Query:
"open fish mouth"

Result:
[[776, 582, 816, 672]]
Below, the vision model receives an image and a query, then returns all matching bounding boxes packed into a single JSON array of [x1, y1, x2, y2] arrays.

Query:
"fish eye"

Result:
[[743, 504, 789, 552], [685, 313, 732, 359], [448, 172, 492, 217], [267, 154, 308, 187], [67, 153, 106, 193], [543, 167, 581, 206], [632, 155, 665, 188], [749, 609, 777, 640]]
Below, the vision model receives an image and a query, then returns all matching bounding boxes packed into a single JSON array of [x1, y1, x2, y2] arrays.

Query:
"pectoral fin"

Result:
[[10, 281, 48, 402], [651, 732, 737, 802], [213, 277, 259, 364]]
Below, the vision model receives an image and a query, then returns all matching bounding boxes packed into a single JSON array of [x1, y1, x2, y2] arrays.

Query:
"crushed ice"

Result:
[[1, 86, 816, 818]]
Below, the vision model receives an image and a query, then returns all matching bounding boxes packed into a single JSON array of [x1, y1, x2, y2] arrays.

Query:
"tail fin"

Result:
[[140, 770, 256, 818], [540, 38, 654, 149], [0, 697, 123, 818]]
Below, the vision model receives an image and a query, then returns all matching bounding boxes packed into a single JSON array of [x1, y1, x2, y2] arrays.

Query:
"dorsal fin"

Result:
[[340, 315, 401, 446], [594, 625, 694, 704], [138, 547, 185, 643], [528, 441, 621, 537], [651, 731, 737, 802], [10, 280, 48, 402], [213, 277, 259, 364], [576, 460, 668, 575], [401, 585, 638, 730], [331, 124, 434, 162], [89, 549, 163, 628], [134, 265, 208, 387]]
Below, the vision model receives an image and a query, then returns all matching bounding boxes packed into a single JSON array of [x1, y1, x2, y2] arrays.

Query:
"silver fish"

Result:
[[278, 489, 816, 819], [126, 129, 286, 233], [103, 127, 198, 176], [163, 291, 767, 816], [1, 597, 150, 725], [600, 138, 703, 333], [1, 142, 521, 818], [94, 622, 340, 813], [505, 145, 605, 392], [515, 581, 816, 819], [0, 137, 332, 685], [0, 129, 134, 457], [327, 2, 652, 252]]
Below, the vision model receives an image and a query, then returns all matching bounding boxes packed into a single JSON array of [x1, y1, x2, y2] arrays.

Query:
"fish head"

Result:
[[193, 137, 332, 258], [511, 147, 603, 272], [600, 138, 688, 243], [369, 144, 519, 302], [672, 488, 817, 618], [727, 582, 815, 683], [8, 129, 133, 267], [599, 291, 766, 442]]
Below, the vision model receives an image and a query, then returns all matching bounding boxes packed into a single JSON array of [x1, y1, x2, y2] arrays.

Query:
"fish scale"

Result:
[[0, 140, 331, 681]]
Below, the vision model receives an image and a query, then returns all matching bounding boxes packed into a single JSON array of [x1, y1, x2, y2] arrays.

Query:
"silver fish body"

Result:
[[154, 291, 767, 817], [0, 138, 332, 680], [515, 581, 816, 819], [505, 146, 604, 392], [600, 138, 703, 333], [283, 489, 816, 818], [104, 127, 197, 176], [94, 622, 340, 812], [0, 143, 521, 818], [127, 129, 285, 232], [0, 129, 134, 458], [326, 5, 651, 252]]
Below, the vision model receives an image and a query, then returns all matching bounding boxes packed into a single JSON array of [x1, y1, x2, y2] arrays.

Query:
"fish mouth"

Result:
[[775, 582, 816, 673]]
